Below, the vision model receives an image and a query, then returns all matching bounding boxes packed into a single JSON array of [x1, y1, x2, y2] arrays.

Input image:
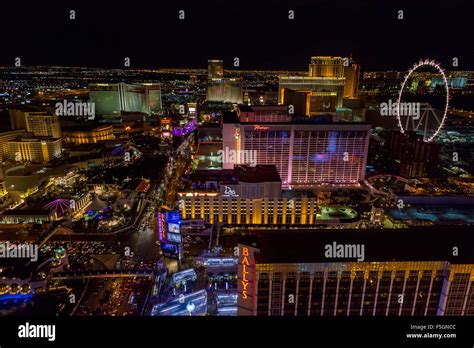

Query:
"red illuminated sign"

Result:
[[158, 212, 166, 241], [253, 125, 269, 131]]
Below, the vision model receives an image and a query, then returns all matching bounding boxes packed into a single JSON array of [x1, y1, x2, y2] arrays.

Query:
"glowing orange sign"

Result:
[[253, 125, 269, 131], [241, 247, 249, 299]]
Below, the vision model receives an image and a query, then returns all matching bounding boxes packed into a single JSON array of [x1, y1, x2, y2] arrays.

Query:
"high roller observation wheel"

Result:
[[396, 59, 450, 142]]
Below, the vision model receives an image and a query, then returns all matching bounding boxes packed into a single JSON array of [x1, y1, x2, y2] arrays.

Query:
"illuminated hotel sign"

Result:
[[157, 212, 166, 241], [182, 192, 218, 197], [241, 247, 250, 299], [238, 244, 255, 315], [222, 186, 239, 197], [253, 125, 269, 131]]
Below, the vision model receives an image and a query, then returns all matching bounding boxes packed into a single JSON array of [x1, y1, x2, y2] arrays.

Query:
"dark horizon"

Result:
[[0, 64, 472, 73], [0, 0, 472, 71]]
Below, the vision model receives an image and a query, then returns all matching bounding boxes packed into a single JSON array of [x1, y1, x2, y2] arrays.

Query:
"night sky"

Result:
[[0, 0, 472, 71]]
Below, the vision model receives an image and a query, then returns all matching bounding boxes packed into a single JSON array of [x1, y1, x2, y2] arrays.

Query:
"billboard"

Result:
[[159, 210, 183, 258], [161, 241, 181, 259], [168, 223, 180, 234], [159, 210, 181, 242], [167, 233, 182, 243], [165, 211, 181, 223]]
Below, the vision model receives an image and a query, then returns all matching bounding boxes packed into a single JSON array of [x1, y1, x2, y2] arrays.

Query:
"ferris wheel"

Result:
[[396, 59, 450, 142]]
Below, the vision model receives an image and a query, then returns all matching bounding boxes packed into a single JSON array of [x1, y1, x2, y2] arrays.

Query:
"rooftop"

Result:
[[238, 105, 289, 112], [196, 142, 222, 156], [233, 165, 281, 184], [62, 124, 112, 132], [239, 225, 474, 264], [12, 137, 61, 143], [223, 111, 370, 127], [182, 165, 281, 190]]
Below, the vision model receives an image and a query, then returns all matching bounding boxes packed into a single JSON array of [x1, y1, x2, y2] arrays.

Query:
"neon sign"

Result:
[[158, 212, 166, 241], [241, 247, 249, 299], [253, 125, 269, 131]]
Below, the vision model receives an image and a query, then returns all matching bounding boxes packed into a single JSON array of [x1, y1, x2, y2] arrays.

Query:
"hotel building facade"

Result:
[[62, 125, 114, 144], [237, 228, 474, 316], [222, 114, 370, 188], [207, 78, 243, 104], [89, 83, 161, 116], [206, 59, 242, 104], [9, 110, 61, 138], [178, 165, 359, 226], [25, 112, 62, 138], [279, 56, 346, 108], [8, 138, 62, 163], [208, 59, 224, 79], [0, 130, 27, 160]]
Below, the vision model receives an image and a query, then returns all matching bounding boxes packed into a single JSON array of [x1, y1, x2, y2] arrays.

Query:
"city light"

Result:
[[0, 2, 471, 344]]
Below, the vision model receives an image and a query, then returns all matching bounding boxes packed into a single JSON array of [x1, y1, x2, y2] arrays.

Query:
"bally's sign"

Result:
[[241, 246, 250, 299]]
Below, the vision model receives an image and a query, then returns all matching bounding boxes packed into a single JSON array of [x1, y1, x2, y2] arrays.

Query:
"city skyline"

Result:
[[0, 0, 473, 345]]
